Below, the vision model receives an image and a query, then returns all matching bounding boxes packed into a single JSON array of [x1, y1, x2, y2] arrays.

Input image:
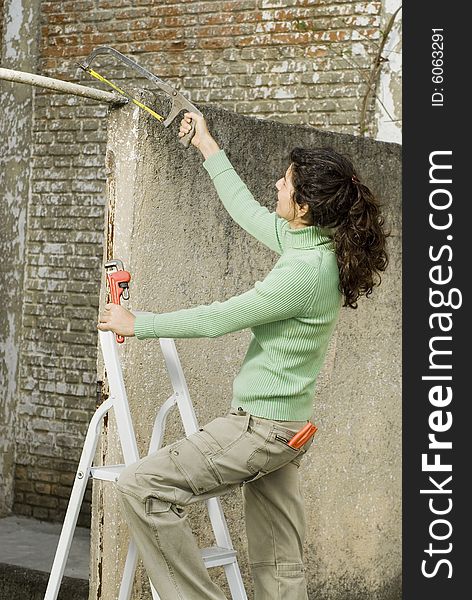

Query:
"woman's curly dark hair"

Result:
[[289, 147, 390, 309]]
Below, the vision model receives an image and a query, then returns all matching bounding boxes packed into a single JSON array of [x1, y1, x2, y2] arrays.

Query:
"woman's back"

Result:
[[232, 219, 342, 421]]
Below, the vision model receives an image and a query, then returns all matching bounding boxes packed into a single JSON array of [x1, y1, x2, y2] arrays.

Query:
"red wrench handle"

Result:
[[106, 270, 131, 344]]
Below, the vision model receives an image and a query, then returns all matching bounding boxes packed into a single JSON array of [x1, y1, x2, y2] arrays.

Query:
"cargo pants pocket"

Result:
[[168, 412, 251, 495], [246, 424, 305, 476], [145, 496, 185, 519]]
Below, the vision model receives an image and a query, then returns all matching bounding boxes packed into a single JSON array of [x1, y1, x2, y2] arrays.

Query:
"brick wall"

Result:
[[11, 0, 389, 524], [13, 91, 107, 523], [39, 0, 382, 132]]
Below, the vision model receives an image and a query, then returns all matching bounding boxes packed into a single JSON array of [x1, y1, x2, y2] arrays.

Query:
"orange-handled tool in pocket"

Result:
[[287, 422, 318, 449]]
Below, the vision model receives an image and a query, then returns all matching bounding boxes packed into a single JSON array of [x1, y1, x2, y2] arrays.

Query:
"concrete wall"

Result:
[[91, 100, 401, 599], [0, 0, 41, 517]]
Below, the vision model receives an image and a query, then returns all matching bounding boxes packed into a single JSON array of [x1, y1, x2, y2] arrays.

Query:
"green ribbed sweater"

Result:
[[134, 150, 342, 421]]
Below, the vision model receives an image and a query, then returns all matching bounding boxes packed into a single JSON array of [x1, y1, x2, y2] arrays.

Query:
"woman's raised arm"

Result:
[[179, 113, 286, 255]]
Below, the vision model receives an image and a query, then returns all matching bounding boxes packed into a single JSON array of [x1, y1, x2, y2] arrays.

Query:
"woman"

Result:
[[97, 113, 389, 599]]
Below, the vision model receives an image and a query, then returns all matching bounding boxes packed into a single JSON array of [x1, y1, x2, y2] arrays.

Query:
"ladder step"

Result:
[[89, 469, 238, 565], [201, 546, 238, 568], [90, 464, 126, 482]]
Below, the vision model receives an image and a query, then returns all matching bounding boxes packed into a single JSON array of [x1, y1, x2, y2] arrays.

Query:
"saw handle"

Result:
[[179, 119, 197, 149]]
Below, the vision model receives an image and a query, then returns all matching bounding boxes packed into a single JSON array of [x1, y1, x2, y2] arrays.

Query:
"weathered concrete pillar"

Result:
[[92, 98, 401, 599], [89, 99, 146, 599], [0, 0, 41, 516]]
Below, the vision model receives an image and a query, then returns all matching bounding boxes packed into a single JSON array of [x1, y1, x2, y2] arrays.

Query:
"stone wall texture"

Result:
[[1, 0, 401, 529]]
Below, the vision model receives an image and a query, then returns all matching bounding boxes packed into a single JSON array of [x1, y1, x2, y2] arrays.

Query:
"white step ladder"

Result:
[[44, 319, 248, 600]]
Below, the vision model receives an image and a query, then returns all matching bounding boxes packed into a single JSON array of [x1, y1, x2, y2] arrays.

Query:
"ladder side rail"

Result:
[[223, 564, 249, 600], [99, 330, 140, 464], [147, 394, 178, 454], [44, 398, 114, 600], [118, 542, 139, 600], [158, 337, 200, 435], [150, 582, 162, 600], [207, 497, 235, 550], [99, 331, 142, 599]]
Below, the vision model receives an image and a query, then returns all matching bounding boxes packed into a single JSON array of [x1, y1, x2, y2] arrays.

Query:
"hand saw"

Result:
[[78, 46, 202, 148]]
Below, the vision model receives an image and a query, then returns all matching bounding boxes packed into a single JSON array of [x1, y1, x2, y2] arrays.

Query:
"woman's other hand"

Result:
[[97, 303, 136, 337], [179, 112, 220, 159]]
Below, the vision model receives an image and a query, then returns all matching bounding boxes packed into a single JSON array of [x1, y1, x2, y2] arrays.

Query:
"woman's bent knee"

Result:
[[116, 462, 140, 494]]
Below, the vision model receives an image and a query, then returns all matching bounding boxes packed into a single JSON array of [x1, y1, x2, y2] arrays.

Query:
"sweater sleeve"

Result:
[[134, 258, 318, 340], [203, 150, 287, 255]]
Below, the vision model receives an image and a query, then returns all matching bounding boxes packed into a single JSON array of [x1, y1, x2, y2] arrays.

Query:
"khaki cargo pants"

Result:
[[116, 407, 315, 599]]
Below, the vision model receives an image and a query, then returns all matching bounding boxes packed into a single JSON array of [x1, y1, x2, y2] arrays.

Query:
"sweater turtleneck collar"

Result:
[[284, 223, 335, 249]]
